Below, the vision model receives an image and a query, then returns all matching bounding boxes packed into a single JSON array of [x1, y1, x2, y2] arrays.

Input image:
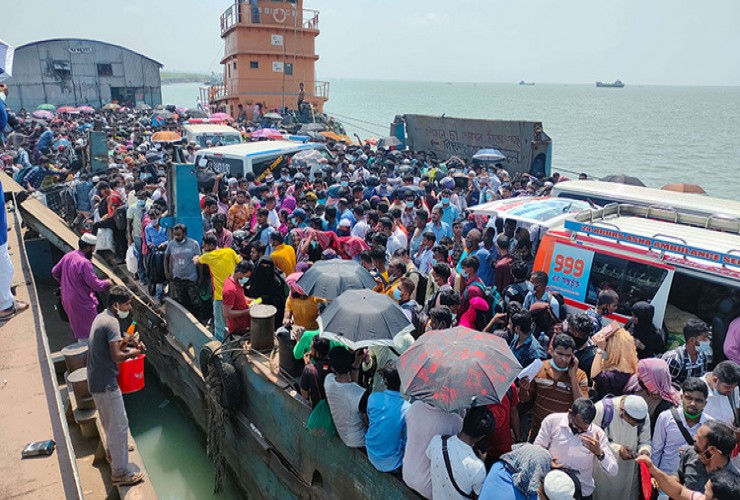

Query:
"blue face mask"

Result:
[[405, 201, 414, 208], [238, 277, 249, 286], [551, 360, 570, 372], [341, 181, 348, 188], [137, 200, 146, 208], [393, 288, 402, 301], [441, 197, 450, 205], [460, 269, 469, 279], [431, 259, 437, 267], [697, 340, 712, 355]]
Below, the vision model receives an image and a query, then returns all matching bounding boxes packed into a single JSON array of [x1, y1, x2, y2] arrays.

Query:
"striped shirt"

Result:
[[519, 360, 589, 440]]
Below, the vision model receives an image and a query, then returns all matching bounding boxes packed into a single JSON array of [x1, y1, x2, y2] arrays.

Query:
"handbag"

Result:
[[305, 367, 336, 437]]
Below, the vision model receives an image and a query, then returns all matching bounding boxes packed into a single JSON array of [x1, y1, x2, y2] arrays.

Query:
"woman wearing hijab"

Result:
[[246, 257, 287, 328], [591, 325, 640, 399], [479, 443, 552, 500], [626, 301, 666, 359], [458, 296, 489, 330], [624, 358, 680, 434], [282, 272, 328, 330]]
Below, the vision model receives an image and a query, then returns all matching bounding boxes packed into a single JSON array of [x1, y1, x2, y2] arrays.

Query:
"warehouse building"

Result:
[[6, 38, 163, 110]]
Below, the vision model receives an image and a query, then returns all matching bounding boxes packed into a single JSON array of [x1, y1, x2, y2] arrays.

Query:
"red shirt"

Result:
[[222, 276, 251, 333], [484, 384, 519, 461]]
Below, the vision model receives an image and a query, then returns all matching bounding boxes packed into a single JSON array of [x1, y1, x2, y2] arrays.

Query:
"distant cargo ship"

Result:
[[519, 80, 535, 86], [596, 80, 624, 88]]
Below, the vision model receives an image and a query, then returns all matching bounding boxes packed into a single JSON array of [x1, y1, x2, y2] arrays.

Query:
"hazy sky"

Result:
[[4, 0, 740, 85]]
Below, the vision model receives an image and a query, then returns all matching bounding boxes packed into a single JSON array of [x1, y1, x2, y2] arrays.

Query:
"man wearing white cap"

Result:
[[592, 394, 652, 500], [52, 234, 112, 342], [542, 470, 578, 500]]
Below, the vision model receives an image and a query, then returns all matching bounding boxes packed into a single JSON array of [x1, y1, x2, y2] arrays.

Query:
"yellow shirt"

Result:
[[285, 296, 327, 330], [199, 248, 241, 300], [271, 243, 296, 276]]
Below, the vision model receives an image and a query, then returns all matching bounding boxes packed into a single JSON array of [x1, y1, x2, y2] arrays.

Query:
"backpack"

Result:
[[464, 280, 503, 326], [550, 291, 567, 321], [405, 268, 429, 306], [503, 282, 528, 306], [114, 203, 128, 231], [602, 397, 644, 436], [400, 300, 424, 338]]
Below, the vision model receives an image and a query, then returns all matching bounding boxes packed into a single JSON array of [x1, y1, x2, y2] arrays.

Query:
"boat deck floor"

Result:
[[0, 201, 78, 498]]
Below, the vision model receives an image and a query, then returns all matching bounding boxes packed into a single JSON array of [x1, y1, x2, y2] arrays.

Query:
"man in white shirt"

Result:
[[323, 347, 367, 448], [264, 194, 280, 229], [403, 400, 464, 499], [534, 398, 618, 498], [426, 406, 492, 500], [653, 377, 710, 474], [701, 361, 740, 427], [350, 206, 370, 240]]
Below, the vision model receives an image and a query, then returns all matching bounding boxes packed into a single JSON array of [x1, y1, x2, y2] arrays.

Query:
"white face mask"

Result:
[[697, 340, 712, 355], [526, 281, 535, 292], [115, 306, 130, 319]]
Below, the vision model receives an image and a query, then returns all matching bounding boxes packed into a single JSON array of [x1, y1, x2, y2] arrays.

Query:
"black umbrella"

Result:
[[185, 108, 207, 118], [393, 185, 424, 199], [297, 260, 377, 300], [601, 174, 645, 187], [319, 289, 413, 350]]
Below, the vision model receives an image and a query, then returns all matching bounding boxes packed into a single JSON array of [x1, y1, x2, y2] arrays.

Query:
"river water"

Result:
[[163, 81, 740, 199]]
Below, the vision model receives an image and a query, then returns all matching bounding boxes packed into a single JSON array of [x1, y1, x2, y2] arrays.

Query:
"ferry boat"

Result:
[[596, 79, 624, 88], [519, 80, 535, 86]]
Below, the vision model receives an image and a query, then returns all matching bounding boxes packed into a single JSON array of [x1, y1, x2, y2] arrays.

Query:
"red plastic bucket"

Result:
[[118, 354, 146, 394]]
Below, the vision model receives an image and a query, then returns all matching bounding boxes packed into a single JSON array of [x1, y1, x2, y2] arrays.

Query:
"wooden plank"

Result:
[[0, 169, 26, 196]]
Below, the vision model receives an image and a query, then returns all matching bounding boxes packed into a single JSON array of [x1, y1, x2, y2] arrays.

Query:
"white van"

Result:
[[182, 122, 244, 148], [534, 204, 740, 354], [551, 180, 740, 218], [194, 140, 331, 180]]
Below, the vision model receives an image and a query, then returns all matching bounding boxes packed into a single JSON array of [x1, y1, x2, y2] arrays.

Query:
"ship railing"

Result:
[[303, 9, 319, 30], [220, 3, 320, 35], [206, 78, 329, 104]]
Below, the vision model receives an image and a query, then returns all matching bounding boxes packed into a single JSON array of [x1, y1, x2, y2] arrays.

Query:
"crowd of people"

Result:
[[1, 85, 740, 499]]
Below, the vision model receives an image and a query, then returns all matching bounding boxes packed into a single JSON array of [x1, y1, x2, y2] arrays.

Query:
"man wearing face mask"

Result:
[[127, 190, 149, 283], [433, 188, 459, 226], [662, 319, 713, 384], [534, 398, 618, 499], [222, 260, 254, 337], [87, 285, 145, 485], [652, 377, 710, 474], [676, 420, 740, 492], [52, 234, 112, 343]]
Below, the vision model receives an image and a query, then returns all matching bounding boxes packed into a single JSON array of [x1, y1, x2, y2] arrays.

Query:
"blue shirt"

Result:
[[145, 224, 168, 247], [479, 462, 537, 500], [424, 221, 452, 242], [509, 334, 546, 369], [365, 390, 410, 472], [456, 247, 495, 287], [522, 290, 560, 319], [433, 202, 460, 226], [0, 178, 6, 246]]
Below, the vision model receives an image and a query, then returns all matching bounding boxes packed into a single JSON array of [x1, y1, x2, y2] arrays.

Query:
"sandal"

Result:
[[0, 300, 29, 322], [111, 470, 144, 486]]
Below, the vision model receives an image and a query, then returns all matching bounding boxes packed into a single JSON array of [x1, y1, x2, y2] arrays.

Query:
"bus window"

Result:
[[585, 253, 668, 315]]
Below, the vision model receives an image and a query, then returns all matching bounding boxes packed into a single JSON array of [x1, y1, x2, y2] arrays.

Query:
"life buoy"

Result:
[[273, 7, 287, 24]]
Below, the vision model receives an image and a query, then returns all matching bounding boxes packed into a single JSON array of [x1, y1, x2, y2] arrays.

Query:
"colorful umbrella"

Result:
[[318, 289, 413, 350], [32, 110, 54, 120], [661, 183, 707, 194], [398, 327, 522, 412], [263, 112, 283, 120], [36, 103, 56, 111], [210, 112, 233, 122], [56, 106, 79, 114], [76, 105, 95, 114], [250, 128, 284, 139], [298, 260, 378, 300], [151, 131, 182, 142]]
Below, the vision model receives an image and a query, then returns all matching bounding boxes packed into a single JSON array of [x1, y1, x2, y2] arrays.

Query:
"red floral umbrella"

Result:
[[399, 327, 522, 412]]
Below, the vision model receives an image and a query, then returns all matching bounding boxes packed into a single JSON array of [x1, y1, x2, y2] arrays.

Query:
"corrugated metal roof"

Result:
[[16, 38, 163, 68]]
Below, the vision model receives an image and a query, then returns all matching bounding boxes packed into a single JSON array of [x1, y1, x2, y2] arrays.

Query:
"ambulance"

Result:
[[533, 204, 740, 357]]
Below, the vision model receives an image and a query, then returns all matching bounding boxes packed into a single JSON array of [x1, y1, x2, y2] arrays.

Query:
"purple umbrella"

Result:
[[32, 110, 54, 120]]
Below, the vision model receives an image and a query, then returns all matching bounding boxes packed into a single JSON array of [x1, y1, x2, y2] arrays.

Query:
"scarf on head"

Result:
[[624, 358, 680, 406], [501, 443, 552, 496]]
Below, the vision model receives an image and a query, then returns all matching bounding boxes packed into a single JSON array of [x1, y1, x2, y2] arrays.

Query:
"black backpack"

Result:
[[550, 291, 567, 321], [405, 269, 429, 306], [504, 282, 528, 307], [114, 204, 128, 231]]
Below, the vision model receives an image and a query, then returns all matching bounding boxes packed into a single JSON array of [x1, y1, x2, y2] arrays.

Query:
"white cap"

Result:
[[543, 470, 576, 500], [338, 218, 352, 228], [81, 233, 98, 245], [91, 176, 100, 183], [623, 395, 648, 421]]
